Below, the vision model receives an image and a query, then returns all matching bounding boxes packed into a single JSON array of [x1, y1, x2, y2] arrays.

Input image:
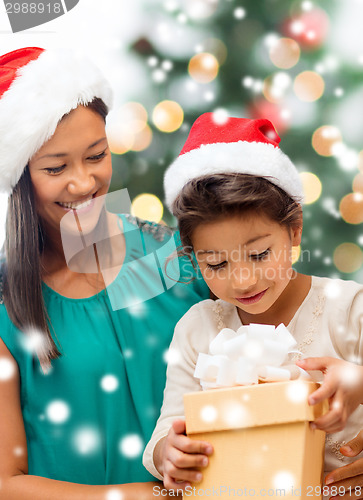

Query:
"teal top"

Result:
[[0, 215, 209, 485]]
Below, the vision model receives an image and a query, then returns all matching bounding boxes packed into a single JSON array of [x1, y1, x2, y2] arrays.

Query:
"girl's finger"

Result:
[[163, 472, 191, 492], [311, 404, 347, 433], [164, 459, 203, 483], [167, 446, 209, 470], [172, 432, 213, 456], [308, 381, 337, 405], [296, 356, 333, 372]]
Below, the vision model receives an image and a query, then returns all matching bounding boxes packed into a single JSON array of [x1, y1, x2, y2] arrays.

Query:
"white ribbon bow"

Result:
[[194, 323, 310, 390]]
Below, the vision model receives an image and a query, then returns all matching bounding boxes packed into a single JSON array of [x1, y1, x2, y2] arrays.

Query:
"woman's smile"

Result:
[[56, 192, 98, 213]]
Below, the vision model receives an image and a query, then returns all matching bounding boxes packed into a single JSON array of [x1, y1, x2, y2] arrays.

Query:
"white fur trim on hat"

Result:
[[0, 48, 113, 194], [164, 141, 304, 210]]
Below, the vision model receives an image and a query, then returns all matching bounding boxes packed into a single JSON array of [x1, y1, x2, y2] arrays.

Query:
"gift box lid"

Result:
[[184, 380, 327, 434]]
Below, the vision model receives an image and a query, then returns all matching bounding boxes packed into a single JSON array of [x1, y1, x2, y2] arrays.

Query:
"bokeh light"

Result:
[[292, 245, 301, 264], [294, 71, 325, 102], [152, 100, 184, 133], [107, 102, 150, 155], [263, 72, 292, 103], [340, 193, 363, 224], [353, 173, 363, 194], [282, 7, 330, 50], [131, 125, 153, 152], [199, 38, 228, 65], [312, 126, 342, 157], [334, 243, 363, 273], [188, 52, 219, 84], [234, 7, 246, 20], [299, 172, 322, 204], [184, 0, 218, 20], [269, 38, 300, 69], [131, 194, 164, 223]]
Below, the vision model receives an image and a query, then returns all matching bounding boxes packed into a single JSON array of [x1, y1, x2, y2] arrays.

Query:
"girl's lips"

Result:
[[236, 289, 267, 305]]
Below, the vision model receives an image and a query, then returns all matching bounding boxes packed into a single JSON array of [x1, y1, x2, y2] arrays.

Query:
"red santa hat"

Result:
[[164, 112, 303, 211], [0, 47, 113, 194]]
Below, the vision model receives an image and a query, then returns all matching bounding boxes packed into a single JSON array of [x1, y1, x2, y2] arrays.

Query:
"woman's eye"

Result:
[[251, 249, 271, 261], [206, 261, 227, 270], [88, 151, 106, 161], [44, 165, 65, 175]]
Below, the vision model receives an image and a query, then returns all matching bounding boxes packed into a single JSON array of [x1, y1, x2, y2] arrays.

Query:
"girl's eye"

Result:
[[44, 165, 65, 175], [206, 261, 227, 270], [251, 249, 271, 261], [88, 151, 106, 161]]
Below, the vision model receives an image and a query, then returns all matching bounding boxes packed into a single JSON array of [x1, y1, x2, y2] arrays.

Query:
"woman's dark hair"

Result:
[[1, 97, 108, 370], [172, 173, 302, 259]]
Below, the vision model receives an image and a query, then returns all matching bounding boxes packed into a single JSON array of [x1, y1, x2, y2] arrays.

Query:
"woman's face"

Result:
[[28, 105, 112, 241], [192, 213, 302, 321]]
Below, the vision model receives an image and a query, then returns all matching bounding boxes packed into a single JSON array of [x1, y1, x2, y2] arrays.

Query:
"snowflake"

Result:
[[119, 434, 143, 458], [100, 375, 119, 393], [46, 400, 70, 424]]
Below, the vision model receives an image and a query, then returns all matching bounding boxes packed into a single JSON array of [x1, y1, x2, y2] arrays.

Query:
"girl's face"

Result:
[[28, 105, 112, 241], [192, 213, 302, 319]]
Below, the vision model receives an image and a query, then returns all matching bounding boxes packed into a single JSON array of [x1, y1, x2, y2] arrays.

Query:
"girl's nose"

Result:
[[231, 264, 258, 292], [67, 165, 96, 197]]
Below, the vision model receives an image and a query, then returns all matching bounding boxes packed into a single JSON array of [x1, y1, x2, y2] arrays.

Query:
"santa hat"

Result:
[[164, 113, 303, 211], [0, 47, 113, 194]]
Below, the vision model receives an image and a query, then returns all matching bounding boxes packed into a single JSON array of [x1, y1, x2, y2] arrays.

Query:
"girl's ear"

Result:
[[291, 224, 303, 246], [290, 208, 303, 246]]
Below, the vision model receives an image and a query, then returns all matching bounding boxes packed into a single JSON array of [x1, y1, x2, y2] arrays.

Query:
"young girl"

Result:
[[0, 47, 208, 499], [143, 113, 363, 495]]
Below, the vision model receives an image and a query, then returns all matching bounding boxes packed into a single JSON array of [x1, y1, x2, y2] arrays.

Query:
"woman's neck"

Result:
[[40, 212, 126, 298]]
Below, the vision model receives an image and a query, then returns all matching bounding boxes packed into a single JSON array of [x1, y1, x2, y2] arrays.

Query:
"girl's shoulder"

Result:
[[311, 275, 363, 299]]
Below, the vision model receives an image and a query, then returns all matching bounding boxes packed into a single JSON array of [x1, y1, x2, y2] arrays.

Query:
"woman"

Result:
[[0, 47, 208, 499]]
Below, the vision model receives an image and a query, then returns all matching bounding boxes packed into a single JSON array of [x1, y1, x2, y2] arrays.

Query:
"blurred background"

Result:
[[1, 0, 363, 282], [106, 0, 363, 282]]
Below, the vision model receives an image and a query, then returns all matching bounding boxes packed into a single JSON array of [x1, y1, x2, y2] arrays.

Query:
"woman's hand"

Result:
[[296, 357, 363, 433], [161, 419, 213, 491], [324, 431, 363, 499]]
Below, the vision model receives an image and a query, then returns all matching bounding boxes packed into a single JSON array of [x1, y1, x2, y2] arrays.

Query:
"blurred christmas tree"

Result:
[[108, 0, 363, 282]]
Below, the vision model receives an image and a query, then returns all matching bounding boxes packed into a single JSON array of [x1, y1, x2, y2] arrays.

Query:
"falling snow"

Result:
[[0, 357, 16, 381], [73, 427, 100, 455], [119, 434, 143, 458], [46, 401, 71, 424], [101, 375, 119, 393], [200, 404, 218, 423]]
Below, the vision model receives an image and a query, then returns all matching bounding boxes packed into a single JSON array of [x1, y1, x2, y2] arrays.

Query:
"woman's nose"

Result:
[[67, 165, 96, 196]]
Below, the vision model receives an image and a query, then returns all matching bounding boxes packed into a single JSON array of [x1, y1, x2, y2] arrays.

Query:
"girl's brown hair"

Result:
[[1, 97, 108, 370], [172, 173, 302, 258]]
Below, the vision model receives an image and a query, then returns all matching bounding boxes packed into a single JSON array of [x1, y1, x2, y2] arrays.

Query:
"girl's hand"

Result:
[[161, 419, 213, 491], [296, 357, 363, 433], [324, 430, 363, 499]]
